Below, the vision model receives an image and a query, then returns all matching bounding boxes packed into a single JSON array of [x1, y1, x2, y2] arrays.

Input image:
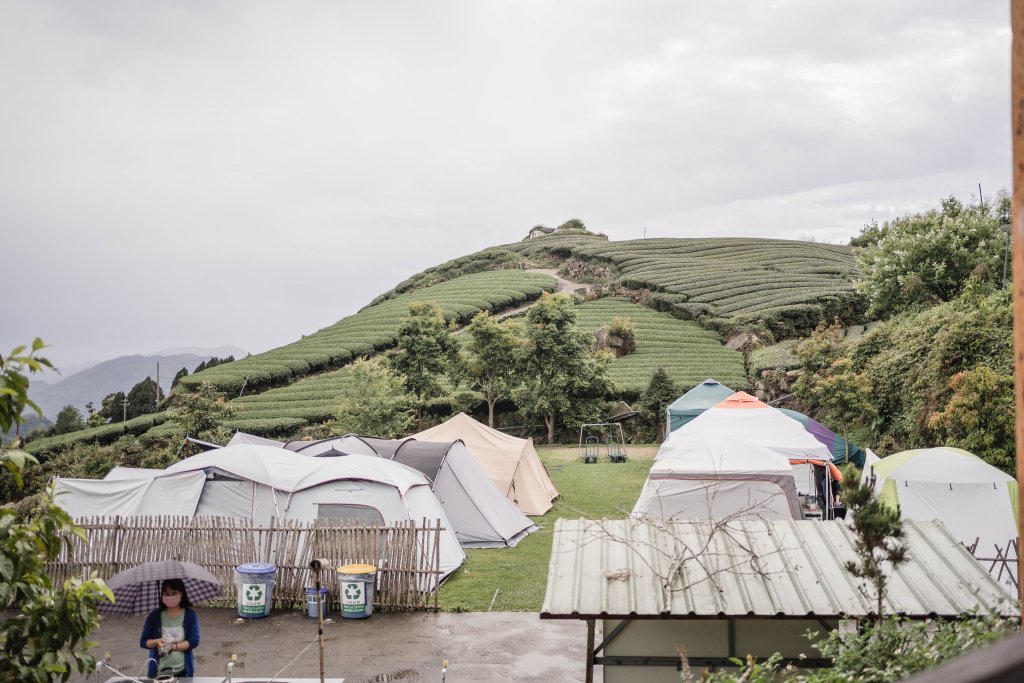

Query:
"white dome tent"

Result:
[[53, 444, 466, 579]]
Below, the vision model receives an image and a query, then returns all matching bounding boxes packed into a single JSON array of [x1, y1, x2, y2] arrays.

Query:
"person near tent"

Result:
[[140, 579, 201, 677], [813, 465, 845, 520]]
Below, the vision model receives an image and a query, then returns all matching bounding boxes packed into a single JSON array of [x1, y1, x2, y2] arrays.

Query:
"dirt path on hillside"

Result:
[[491, 269, 593, 321]]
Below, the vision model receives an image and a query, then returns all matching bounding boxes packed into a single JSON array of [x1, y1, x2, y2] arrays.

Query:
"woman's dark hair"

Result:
[[159, 578, 192, 610]]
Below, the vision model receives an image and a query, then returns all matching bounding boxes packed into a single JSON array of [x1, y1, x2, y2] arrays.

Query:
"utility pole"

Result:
[[121, 396, 129, 422], [156, 362, 161, 403]]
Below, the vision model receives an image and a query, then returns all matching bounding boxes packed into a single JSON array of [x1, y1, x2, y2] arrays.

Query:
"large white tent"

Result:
[[659, 391, 836, 498], [864, 446, 1018, 583], [54, 445, 466, 579], [412, 412, 559, 516], [287, 435, 538, 548], [633, 436, 802, 521]]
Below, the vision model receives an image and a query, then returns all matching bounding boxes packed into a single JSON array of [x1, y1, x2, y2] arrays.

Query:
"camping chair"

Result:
[[606, 435, 627, 463], [584, 437, 599, 464]]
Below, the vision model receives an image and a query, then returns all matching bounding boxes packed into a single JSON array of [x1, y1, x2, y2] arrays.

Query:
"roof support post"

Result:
[[586, 619, 595, 683], [1012, 0, 1024, 626]]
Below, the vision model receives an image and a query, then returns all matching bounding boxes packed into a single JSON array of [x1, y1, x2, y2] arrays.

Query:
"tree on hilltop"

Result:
[[53, 405, 85, 435], [125, 377, 163, 420]]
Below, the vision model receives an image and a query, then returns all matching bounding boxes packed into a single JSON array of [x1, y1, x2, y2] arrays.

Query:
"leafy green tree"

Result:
[[928, 366, 1014, 473], [125, 377, 162, 420], [171, 366, 189, 388], [172, 381, 234, 441], [639, 368, 678, 442], [0, 339, 113, 681], [514, 293, 614, 443], [83, 401, 104, 429], [335, 357, 413, 438], [0, 338, 53, 443], [463, 312, 524, 427], [97, 391, 126, 424], [53, 405, 85, 435], [556, 218, 591, 234], [392, 302, 459, 428], [855, 196, 1006, 317]]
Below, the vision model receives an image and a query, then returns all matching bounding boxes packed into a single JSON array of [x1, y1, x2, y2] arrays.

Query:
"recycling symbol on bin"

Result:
[[344, 583, 362, 601], [245, 585, 264, 602]]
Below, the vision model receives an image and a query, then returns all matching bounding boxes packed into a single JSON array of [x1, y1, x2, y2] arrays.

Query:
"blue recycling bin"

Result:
[[234, 562, 276, 618], [305, 587, 329, 619]]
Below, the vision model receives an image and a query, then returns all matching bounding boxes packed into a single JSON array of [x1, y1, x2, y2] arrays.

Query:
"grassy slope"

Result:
[[439, 444, 657, 612], [574, 297, 747, 393]]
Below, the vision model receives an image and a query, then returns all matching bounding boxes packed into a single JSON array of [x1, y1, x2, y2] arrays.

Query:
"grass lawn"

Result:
[[438, 444, 658, 612]]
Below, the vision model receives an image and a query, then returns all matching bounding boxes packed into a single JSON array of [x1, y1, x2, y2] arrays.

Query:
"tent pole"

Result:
[[1012, 0, 1024, 629]]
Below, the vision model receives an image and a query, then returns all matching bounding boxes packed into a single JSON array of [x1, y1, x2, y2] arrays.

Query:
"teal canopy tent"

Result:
[[665, 379, 735, 435]]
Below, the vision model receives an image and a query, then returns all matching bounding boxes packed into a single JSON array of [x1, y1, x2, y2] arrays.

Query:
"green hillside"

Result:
[[569, 237, 864, 333], [180, 270, 556, 395], [573, 297, 747, 394], [365, 231, 608, 308], [26, 233, 869, 450]]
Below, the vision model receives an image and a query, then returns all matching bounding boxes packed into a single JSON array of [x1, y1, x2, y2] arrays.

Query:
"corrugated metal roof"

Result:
[[541, 518, 1015, 619]]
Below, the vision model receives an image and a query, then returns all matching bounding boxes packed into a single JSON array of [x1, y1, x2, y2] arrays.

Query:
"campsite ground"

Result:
[[77, 446, 646, 682], [439, 444, 658, 612]]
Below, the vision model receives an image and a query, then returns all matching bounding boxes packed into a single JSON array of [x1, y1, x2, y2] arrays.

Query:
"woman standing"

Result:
[[139, 578, 201, 677]]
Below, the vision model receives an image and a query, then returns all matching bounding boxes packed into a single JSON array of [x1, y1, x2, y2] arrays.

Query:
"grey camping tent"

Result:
[[288, 435, 537, 549]]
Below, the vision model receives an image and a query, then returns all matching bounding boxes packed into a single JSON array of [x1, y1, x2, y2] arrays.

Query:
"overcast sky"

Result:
[[1, 0, 1012, 372]]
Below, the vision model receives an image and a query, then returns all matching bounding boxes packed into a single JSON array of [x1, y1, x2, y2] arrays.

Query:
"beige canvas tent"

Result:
[[412, 412, 558, 515]]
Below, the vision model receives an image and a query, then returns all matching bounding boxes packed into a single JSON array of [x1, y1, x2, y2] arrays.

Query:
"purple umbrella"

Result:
[[100, 559, 223, 616]]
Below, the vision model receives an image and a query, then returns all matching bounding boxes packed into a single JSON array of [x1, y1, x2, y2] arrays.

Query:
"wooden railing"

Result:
[[47, 516, 444, 611]]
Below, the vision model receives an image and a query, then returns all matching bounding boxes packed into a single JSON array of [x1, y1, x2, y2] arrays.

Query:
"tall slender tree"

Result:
[[463, 312, 524, 427], [392, 302, 459, 429]]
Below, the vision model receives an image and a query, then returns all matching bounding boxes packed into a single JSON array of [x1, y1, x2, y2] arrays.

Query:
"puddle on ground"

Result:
[[363, 669, 418, 682], [513, 653, 572, 676]]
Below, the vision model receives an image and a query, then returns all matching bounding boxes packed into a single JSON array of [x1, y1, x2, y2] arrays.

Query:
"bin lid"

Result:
[[236, 562, 277, 574], [337, 563, 376, 574]]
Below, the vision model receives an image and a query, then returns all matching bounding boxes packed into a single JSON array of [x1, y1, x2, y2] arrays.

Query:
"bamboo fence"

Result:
[[47, 516, 443, 611]]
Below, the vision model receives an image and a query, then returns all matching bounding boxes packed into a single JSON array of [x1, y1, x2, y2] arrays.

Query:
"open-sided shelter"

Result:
[[295, 435, 537, 548], [865, 446, 1018, 587], [542, 518, 1015, 683], [54, 444, 466, 579], [412, 412, 558, 515], [633, 436, 802, 521], [665, 379, 736, 434]]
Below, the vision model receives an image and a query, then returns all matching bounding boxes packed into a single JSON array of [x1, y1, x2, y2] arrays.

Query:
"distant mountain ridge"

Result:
[[30, 348, 244, 420]]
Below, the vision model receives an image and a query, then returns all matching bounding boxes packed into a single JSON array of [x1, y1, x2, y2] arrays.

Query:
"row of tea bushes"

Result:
[[179, 271, 556, 395], [574, 297, 747, 395]]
